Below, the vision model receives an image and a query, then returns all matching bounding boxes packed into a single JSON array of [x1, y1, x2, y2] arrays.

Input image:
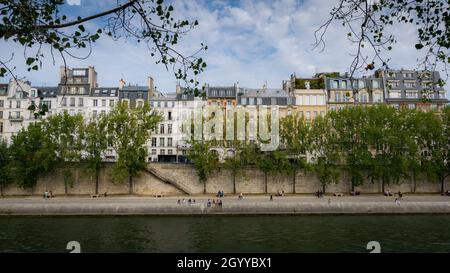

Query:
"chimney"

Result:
[[176, 84, 182, 94], [147, 76, 154, 97], [88, 66, 98, 88], [119, 78, 126, 89]]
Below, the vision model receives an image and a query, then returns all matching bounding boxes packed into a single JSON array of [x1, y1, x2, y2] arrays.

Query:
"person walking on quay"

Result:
[[238, 193, 243, 200], [270, 195, 273, 201]]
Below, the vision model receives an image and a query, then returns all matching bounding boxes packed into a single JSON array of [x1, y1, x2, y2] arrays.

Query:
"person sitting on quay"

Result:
[[238, 193, 243, 200], [219, 200, 223, 206], [188, 199, 192, 204], [270, 195, 273, 201], [177, 199, 181, 204], [207, 199, 212, 207]]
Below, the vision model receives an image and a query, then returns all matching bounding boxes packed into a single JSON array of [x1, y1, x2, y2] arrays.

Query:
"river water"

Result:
[[0, 215, 449, 253]]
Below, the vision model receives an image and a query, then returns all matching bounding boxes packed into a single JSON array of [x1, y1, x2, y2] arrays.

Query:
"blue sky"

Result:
[[1, 0, 449, 98]]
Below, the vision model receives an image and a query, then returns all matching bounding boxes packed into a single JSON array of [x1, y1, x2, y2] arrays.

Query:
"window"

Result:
[[320, 111, 325, 116], [406, 91, 418, 98], [62, 98, 67, 106], [151, 137, 157, 147], [257, 98, 262, 105], [168, 124, 172, 134], [137, 101, 143, 108], [16, 101, 21, 108], [341, 81, 347, 89], [388, 81, 400, 88], [110, 90, 116, 96], [137, 93, 143, 99], [332, 80, 339, 89], [79, 87, 85, 94], [168, 149, 173, 155], [160, 149, 165, 155], [92, 110, 97, 117], [168, 138, 173, 147], [168, 111, 172, 120], [0, 122, 2, 133], [373, 93, 382, 102], [311, 95, 317, 105], [389, 91, 401, 98], [78, 98, 84, 107], [335, 92, 342, 102], [0, 100, 3, 107], [102, 100, 106, 107], [439, 92, 446, 99], [313, 111, 318, 118], [372, 80, 380, 88], [408, 104, 416, 109], [93, 99, 98, 107], [404, 81, 416, 88], [123, 93, 129, 99], [182, 101, 187, 107], [159, 138, 165, 147], [109, 100, 114, 107], [151, 149, 157, 155], [70, 98, 75, 107], [305, 111, 311, 120], [73, 69, 86, 76], [157, 101, 161, 107], [359, 92, 368, 102], [164, 101, 168, 107], [0, 111, 2, 118], [101, 110, 106, 115], [227, 100, 232, 106], [160, 124, 165, 134]]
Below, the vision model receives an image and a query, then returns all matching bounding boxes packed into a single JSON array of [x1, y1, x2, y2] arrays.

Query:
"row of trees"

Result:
[[189, 105, 450, 194], [0, 102, 161, 195]]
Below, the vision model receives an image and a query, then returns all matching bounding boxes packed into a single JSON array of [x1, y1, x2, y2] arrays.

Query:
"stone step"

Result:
[[144, 165, 191, 195]]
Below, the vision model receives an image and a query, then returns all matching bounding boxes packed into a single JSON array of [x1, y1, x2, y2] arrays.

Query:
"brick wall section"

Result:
[[1, 163, 450, 196]]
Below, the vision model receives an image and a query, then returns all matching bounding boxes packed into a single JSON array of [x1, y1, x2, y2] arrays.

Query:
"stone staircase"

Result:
[[143, 165, 191, 195]]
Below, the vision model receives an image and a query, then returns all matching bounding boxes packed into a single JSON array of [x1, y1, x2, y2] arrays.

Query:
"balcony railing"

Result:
[[9, 116, 23, 122]]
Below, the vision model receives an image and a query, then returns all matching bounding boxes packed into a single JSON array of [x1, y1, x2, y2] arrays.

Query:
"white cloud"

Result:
[[0, 0, 448, 97]]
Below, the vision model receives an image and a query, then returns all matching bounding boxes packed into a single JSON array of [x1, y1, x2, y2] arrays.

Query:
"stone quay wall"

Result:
[[1, 163, 449, 196]]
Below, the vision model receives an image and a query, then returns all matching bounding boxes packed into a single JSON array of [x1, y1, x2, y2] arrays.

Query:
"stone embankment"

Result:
[[1, 196, 449, 216]]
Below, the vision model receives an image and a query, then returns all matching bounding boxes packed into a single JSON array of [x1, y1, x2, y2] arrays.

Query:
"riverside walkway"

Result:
[[1, 195, 450, 215]]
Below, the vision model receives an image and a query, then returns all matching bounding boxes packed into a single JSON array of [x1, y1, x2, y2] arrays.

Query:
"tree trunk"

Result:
[[292, 170, 296, 194], [95, 171, 99, 195], [381, 179, 385, 194], [128, 175, 133, 195], [233, 173, 236, 194], [412, 173, 416, 193], [203, 181, 206, 194], [64, 182, 68, 195], [441, 179, 445, 194], [322, 184, 326, 194], [0, 184, 3, 197], [264, 172, 268, 194]]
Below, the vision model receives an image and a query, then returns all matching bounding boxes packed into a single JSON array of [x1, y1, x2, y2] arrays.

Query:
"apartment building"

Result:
[[0, 83, 8, 140], [57, 66, 97, 116], [376, 69, 448, 110], [283, 74, 327, 120], [325, 74, 384, 111]]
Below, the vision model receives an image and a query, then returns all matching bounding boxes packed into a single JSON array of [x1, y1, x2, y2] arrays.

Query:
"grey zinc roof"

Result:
[[36, 86, 58, 97], [149, 93, 178, 101], [121, 86, 148, 92], [239, 88, 289, 98], [91, 87, 119, 97]]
